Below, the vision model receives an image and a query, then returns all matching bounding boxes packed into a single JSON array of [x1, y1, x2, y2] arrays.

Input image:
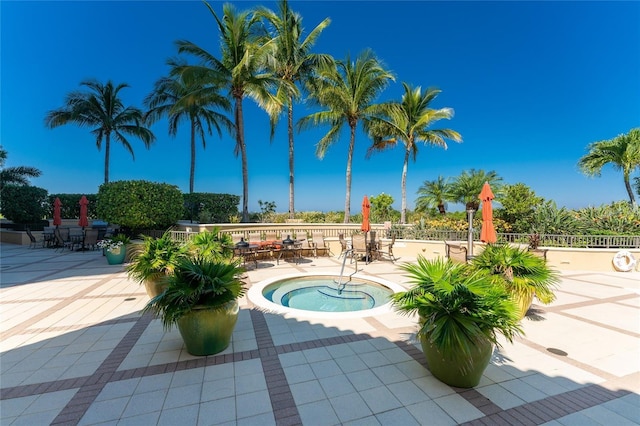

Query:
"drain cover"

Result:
[[547, 348, 568, 356]]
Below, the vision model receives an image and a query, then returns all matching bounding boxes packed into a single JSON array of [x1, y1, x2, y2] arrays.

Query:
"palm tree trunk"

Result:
[[190, 117, 196, 194], [104, 133, 111, 184], [235, 95, 249, 222], [401, 147, 409, 224], [624, 172, 636, 206], [344, 123, 356, 223], [288, 97, 295, 219]]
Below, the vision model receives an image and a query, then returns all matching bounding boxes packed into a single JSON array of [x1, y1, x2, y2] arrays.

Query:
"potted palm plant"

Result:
[[126, 231, 190, 298], [143, 255, 246, 356], [188, 227, 234, 259], [471, 243, 559, 319], [392, 257, 522, 388]]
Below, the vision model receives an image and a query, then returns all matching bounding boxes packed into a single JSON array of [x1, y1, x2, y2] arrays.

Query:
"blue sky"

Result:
[[2, 1, 639, 214]]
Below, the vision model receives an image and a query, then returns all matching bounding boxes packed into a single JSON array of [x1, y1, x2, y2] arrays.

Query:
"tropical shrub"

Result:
[[495, 183, 545, 233], [189, 227, 233, 259], [0, 185, 49, 226], [530, 201, 582, 235], [573, 201, 640, 235], [97, 180, 183, 231]]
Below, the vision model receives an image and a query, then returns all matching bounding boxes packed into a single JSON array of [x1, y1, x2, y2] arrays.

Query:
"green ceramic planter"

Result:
[[514, 293, 534, 320], [105, 246, 127, 265], [177, 301, 239, 356], [420, 333, 493, 388], [144, 276, 169, 299]]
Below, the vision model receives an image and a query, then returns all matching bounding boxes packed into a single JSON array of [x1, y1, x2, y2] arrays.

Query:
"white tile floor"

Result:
[[1, 242, 639, 425]]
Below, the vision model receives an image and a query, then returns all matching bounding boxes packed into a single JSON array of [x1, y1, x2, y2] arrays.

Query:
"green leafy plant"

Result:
[[471, 244, 559, 315], [143, 256, 246, 330], [392, 257, 522, 371], [189, 228, 233, 259], [126, 231, 189, 284]]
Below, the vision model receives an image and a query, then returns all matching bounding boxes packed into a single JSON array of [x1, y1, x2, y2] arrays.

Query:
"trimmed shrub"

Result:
[[97, 180, 183, 231], [48, 194, 98, 220], [0, 185, 49, 227], [183, 193, 240, 224]]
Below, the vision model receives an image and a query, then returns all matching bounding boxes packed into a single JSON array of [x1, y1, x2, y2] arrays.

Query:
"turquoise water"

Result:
[[263, 277, 393, 312]]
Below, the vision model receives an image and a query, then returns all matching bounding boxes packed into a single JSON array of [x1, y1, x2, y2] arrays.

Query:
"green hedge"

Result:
[[0, 185, 49, 225], [183, 193, 239, 223], [48, 194, 98, 220], [97, 180, 183, 231]]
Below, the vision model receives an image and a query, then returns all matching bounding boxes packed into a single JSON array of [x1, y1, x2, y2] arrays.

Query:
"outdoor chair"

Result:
[[445, 241, 468, 264], [351, 234, 369, 264], [377, 234, 396, 262], [25, 227, 42, 249], [54, 227, 72, 251], [337, 233, 349, 259], [295, 232, 314, 257], [311, 232, 330, 257], [369, 231, 379, 261], [43, 226, 56, 248], [83, 229, 99, 251]]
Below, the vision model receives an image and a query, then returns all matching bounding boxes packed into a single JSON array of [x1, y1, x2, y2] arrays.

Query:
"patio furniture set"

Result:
[[230, 231, 331, 268], [28, 226, 115, 251], [338, 231, 396, 264]]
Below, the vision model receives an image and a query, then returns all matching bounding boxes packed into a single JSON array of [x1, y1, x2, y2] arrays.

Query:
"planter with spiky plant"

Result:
[[471, 243, 559, 319], [392, 257, 522, 388], [143, 256, 246, 356], [188, 227, 234, 260], [126, 231, 190, 298]]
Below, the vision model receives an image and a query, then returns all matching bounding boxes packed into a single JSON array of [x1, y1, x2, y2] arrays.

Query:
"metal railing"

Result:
[[168, 228, 639, 249]]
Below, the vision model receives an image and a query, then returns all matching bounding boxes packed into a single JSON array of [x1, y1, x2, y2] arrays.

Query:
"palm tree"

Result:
[[256, 0, 332, 219], [44, 80, 155, 184], [145, 58, 233, 193], [177, 2, 281, 222], [578, 128, 640, 207], [367, 83, 461, 223], [415, 175, 452, 215], [299, 50, 394, 223], [0, 147, 41, 190], [450, 169, 502, 211]]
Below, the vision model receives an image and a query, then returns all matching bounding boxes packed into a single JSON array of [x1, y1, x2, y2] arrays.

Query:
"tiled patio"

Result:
[[1, 243, 638, 425]]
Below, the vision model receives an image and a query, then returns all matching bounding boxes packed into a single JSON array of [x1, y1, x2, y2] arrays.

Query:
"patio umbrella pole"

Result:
[[467, 209, 474, 260]]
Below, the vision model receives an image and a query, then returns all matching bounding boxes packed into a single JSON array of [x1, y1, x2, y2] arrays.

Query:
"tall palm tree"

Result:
[[366, 83, 461, 223], [177, 2, 281, 222], [0, 147, 41, 190], [415, 175, 452, 215], [299, 50, 394, 223], [450, 169, 502, 211], [44, 80, 155, 184], [578, 128, 640, 207], [256, 0, 332, 219], [144, 58, 233, 193]]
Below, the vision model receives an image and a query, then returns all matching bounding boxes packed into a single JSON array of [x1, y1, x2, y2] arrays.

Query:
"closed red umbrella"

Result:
[[53, 197, 62, 227], [361, 196, 371, 233], [78, 195, 89, 228], [479, 182, 497, 244]]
